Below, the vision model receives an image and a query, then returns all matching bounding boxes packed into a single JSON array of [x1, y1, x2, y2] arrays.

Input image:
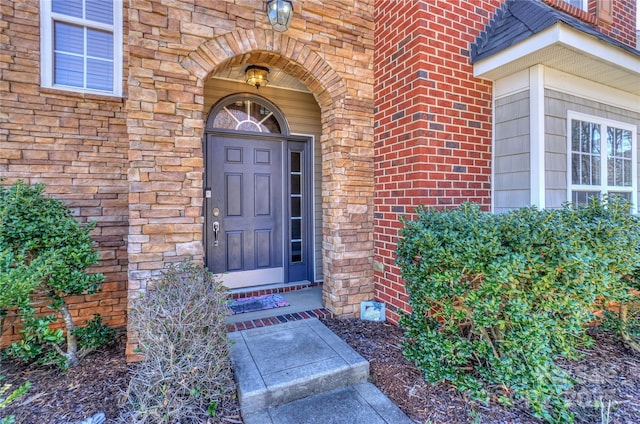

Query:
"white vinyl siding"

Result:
[[40, 0, 122, 96], [568, 111, 637, 212]]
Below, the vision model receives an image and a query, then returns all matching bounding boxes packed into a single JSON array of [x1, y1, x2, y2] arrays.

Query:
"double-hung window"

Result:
[[40, 0, 122, 96], [568, 111, 638, 213]]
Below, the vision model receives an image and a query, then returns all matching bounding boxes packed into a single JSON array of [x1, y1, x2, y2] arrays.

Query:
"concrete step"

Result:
[[228, 318, 369, 416], [242, 382, 414, 424]]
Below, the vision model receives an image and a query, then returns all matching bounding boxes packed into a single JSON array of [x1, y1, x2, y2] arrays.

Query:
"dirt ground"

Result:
[[2, 320, 640, 423]]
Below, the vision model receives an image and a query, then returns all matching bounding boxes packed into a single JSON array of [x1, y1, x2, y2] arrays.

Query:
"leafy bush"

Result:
[[396, 198, 640, 423], [0, 376, 30, 424], [121, 261, 236, 423], [0, 181, 112, 368]]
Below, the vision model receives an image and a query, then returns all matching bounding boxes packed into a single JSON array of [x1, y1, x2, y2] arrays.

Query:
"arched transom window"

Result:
[[211, 99, 282, 134]]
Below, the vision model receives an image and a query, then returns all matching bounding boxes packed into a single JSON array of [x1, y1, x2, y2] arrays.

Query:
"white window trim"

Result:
[[567, 111, 638, 213], [563, 0, 587, 10], [40, 0, 123, 97]]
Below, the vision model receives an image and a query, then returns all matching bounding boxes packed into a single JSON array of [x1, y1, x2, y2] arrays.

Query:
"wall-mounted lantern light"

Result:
[[266, 0, 293, 32], [245, 65, 270, 89]]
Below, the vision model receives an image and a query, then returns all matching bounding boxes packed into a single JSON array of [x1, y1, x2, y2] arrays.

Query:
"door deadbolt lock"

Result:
[[212, 207, 220, 217]]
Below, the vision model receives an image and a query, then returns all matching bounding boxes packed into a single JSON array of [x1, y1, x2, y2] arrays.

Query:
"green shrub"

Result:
[[0, 181, 112, 368], [121, 261, 236, 423], [396, 198, 640, 423], [0, 375, 30, 424]]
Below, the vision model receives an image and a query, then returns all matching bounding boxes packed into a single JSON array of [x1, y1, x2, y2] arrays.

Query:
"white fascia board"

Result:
[[474, 25, 563, 78], [474, 23, 640, 79]]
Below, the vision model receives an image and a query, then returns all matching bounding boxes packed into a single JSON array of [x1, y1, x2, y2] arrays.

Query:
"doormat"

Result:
[[228, 294, 290, 315]]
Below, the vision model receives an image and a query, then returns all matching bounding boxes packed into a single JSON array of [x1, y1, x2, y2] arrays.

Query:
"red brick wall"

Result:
[[0, 2, 129, 345], [373, 0, 501, 324]]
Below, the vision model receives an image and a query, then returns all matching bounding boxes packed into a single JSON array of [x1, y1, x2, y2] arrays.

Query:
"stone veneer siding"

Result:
[[0, 1, 130, 345], [124, 0, 374, 360], [373, 0, 501, 324]]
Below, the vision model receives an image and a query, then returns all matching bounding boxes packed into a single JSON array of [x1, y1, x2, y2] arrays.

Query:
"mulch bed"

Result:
[[2, 320, 639, 423], [321, 318, 640, 424]]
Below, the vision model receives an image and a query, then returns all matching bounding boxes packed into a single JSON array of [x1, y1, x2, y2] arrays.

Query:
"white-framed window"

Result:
[[563, 0, 587, 10], [40, 0, 123, 96], [568, 111, 638, 213]]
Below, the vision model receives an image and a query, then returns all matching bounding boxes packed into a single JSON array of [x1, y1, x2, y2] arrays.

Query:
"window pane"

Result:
[[87, 58, 113, 91], [291, 196, 301, 217], [87, 29, 113, 59], [622, 130, 632, 158], [260, 115, 281, 133], [212, 109, 238, 130], [55, 53, 83, 87], [226, 101, 249, 122], [291, 241, 302, 263], [571, 120, 580, 152], [572, 191, 600, 206], [55, 22, 83, 54], [571, 153, 580, 185], [608, 191, 632, 202], [591, 155, 600, 185], [291, 152, 301, 172], [86, 0, 113, 24], [591, 124, 600, 154], [291, 174, 301, 195], [564, 0, 585, 9], [624, 160, 632, 186], [52, 0, 82, 18], [291, 218, 301, 239]]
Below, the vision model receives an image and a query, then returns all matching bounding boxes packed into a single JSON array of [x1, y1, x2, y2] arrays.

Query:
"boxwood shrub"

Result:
[[396, 198, 640, 422]]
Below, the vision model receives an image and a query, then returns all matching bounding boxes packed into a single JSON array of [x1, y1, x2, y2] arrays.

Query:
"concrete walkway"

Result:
[[228, 318, 413, 424]]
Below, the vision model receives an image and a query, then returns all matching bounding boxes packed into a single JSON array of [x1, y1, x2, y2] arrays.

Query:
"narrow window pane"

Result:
[[291, 174, 301, 195], [571, 120, 580, 152], [580, 121, 590, 153], [291, 152, 301, 172], [624, 160, 632, 186], [87, 29, 113, 59], [291, 218, 302, 240], [591, 155, 600, 185], [571, 153, 580, 184], [52, 0, 82, 18], [55, 53, 84, 87], [86, 0, 113, 24], [591, 124, 600, 154], [580, 155, 590, 185], [55, 22, 84, 54], [291, 241, 302, 263], [622, 130, 632, 158], [291, 196, 301, 217], [87, 58, 113, 91]]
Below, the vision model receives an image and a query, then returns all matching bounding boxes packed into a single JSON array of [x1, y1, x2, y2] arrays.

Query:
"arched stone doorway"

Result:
[[126, 26, 374, 361]]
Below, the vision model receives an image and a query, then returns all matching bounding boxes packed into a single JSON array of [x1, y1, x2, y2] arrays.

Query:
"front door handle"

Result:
[[213, 221, 220, 246]]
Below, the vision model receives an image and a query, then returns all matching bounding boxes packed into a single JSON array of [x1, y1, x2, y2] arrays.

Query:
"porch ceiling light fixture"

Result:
[[245, 65, 270, 89], [266, 0, 293, 32]]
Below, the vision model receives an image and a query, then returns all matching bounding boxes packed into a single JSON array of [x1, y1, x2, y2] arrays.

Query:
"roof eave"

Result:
[[473, 23, 640, 96]]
